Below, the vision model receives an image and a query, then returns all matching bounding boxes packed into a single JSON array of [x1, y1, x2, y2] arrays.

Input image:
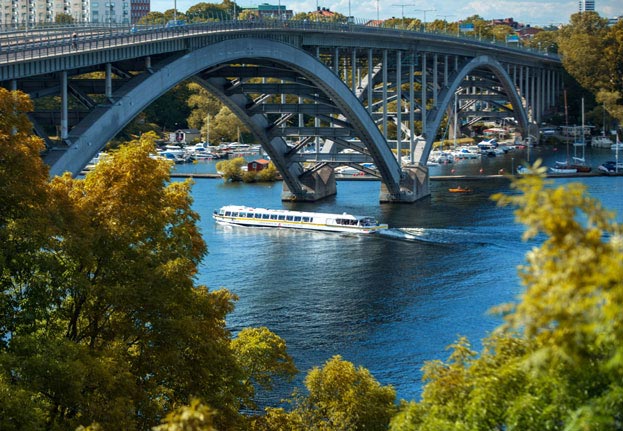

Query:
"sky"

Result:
[[150, 0, 620, 27]]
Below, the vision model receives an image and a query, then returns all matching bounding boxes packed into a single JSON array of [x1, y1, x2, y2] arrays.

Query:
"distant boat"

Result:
[[448, 186, 473, 193], [591, 135, 613, 148], [549, 164, 577, 174], [213, 205, 388, 234], [597, 160, 623, 174]]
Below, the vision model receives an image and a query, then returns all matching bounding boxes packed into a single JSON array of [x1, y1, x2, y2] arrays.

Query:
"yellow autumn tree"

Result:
[[390, 162, 623, 430]]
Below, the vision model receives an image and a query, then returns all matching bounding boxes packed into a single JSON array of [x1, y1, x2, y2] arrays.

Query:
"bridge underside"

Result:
[[2, 30, 561, 203]]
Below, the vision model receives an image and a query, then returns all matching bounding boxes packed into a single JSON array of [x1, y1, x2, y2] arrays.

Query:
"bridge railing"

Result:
[[0, 19, 559, 66]]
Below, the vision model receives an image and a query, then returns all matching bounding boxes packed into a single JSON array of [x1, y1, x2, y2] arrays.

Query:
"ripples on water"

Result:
[[187, 148, 623, 405]]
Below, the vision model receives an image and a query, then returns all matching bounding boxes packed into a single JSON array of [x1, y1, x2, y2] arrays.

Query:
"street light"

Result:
[[392, 3, 411, 28], [436, 14, 455, 33], [414, 8, 435, 28]]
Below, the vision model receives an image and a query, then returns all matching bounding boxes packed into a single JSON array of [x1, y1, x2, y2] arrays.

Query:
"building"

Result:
[[251, 3, 293, 20], [0, 0, 148, 26], [517, 26, 542, 40], [169, 128, 201, 144], [578, 0, 595, 13], [310, 6, 337, 20], [247, 159, 271, 172]]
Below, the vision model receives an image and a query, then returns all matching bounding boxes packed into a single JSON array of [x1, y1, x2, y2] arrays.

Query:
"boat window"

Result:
[[254, 213, 262, 219], [246, 213, 253, 218], [270, 214, 278, 220], [302, 217, 310, 222], [232, 212, 238, 217], [262, 214, 270, 219], [278, 215, 286, 220], [286, 216, 293, 221], [294, 216, 301, 222], [225, 211, 231, 216]]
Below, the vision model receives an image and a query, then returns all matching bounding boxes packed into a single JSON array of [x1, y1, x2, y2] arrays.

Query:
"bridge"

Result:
[[0, 20, 562, 202]]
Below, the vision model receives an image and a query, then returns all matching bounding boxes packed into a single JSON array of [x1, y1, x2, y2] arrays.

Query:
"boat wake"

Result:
[[377, 227, 485, 245]]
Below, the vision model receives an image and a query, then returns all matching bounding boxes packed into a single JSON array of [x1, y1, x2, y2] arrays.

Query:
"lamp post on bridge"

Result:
[[392, 3, 411, 29], [414, 8, 435, 30], [436, 14, 455, 33]]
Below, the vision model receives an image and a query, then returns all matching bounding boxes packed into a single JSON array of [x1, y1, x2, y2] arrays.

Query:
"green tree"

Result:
[[144, 84, 192, 131], [255, 355, 396, 431], [186, 82, 223, 142], [55, 13, 74, 24], [153, 399, 217, 431], [137, 11, 166, 24], [254, 163, 279, 182], [210, 105, 249, 143], [390, 165, 623, 430], [232, 327, 297, 408], [186, 2, 229, 22], [1, 133, 246, 430], [216, 157, 246, 181], [557, 12, 610, 92]]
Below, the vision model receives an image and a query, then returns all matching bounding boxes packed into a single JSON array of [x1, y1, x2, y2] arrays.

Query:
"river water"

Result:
[[176, 145, 623, 404]]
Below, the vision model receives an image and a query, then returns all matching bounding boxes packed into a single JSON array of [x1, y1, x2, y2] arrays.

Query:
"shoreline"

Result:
[[168, 171, 620, 181]]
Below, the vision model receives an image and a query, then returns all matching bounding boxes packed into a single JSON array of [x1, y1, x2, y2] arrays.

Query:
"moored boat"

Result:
[[448, 186, 473, 193], [213, 205, 388, 234], [597, 160, 623, 174]]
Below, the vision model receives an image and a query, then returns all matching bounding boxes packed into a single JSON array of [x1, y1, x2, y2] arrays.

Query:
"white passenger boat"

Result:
[[213, 205, 388, 234]]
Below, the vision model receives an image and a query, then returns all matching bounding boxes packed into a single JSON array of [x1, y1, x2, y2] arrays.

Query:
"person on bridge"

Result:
[[71, 32, 78, 50]]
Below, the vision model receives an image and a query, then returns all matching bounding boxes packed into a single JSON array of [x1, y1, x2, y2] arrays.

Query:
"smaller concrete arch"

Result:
[[417, 55, 530, 165]]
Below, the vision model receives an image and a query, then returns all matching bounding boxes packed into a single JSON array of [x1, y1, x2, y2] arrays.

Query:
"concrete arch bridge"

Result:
[[0, 20, 562, 202]]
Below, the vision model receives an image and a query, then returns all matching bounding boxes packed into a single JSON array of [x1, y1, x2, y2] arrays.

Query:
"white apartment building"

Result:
[[1, 0, 147, 26], [578, 0, 595, 13]]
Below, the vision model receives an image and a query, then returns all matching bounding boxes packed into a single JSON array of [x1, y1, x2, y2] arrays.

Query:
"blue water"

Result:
[[182, 146, 623, 404]]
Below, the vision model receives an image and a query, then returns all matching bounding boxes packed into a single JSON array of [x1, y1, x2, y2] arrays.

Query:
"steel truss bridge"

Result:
[[0, 20, 562, 202]]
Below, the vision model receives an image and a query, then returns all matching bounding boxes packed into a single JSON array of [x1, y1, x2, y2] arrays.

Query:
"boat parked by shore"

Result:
[[213, 205, 388, 234]]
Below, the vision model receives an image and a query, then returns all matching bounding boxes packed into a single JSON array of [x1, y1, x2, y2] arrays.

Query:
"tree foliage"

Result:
[[254, 355, 396, 431], [390, 164, 623, 430], [0, 91, 297, 430], [557, 12, 623, 124]]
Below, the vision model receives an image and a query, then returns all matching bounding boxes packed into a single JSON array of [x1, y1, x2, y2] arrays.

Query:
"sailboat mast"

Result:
[[205, 114, 210, 144], [453, 92, 458, 148]]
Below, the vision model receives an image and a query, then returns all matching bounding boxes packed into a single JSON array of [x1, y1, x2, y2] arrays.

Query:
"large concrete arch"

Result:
[[417, 55, 530, 165], [48, 38, 403, 197]]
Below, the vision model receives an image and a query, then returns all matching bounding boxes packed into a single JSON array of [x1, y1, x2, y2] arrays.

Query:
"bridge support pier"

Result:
[[281, 165, 337, 202], [379, 165, 430, 203]]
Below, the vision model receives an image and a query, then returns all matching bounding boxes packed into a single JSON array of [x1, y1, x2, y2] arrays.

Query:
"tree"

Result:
[[2, 87, 303, 428], [144, 84, 192, 131], [557, 12, 610, 92], [210, 106, 249, 143], [137, 11, 166, 25], [255, 355, 396, 431], [1, 131, 252, 430], [55, 13, 74, 24], [153, 399, 217, 431], [231, 327, 297, 408], [0, 88, 51, 343], [186, 82, 224, 141], [186, 2, 230, 22], [390, 165, 623, 430], [216, 157, 247, 181]]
